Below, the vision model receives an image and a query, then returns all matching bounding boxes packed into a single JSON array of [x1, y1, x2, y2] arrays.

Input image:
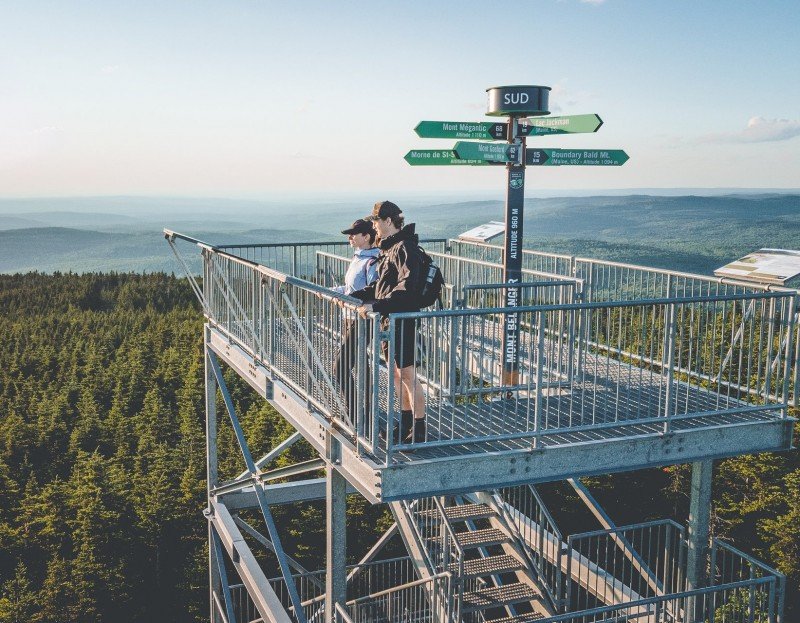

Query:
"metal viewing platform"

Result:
[[166, 231, 795, 623]]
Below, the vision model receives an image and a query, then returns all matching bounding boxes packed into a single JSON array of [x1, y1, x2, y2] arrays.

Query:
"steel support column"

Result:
[[687, 459, 713, 619], [325, 464, 347, 623], [206, 339, 222, 623]]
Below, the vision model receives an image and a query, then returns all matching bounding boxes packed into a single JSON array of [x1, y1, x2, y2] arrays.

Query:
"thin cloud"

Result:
[[581, 0, 607, 5], [701, 117, 800, 144], [100, 65, 120, 75]]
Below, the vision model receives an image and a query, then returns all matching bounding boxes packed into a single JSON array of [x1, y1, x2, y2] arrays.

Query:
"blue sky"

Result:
[[1, 0, 798, 198]]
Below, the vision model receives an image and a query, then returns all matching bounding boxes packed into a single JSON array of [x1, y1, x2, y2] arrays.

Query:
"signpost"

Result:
[[415, 114, 603, 141], [453, 141, 522, 163], [404, 150, 492, 166], [405, 84, 629, 386], [518, 113, 603, 136], [414, 121, 506, 140], [526, 148, 629, 166]]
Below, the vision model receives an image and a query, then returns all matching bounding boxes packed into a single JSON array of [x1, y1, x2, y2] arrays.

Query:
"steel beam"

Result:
[[209, 500, 292, 623], [220, 478, 358, 510], [687, 460, 713, 589], [208, 326, 383, 503], [208, 351, 308, 623], [233, 516, 321, 582], [236, 431, 302, 481], [379, 419, 793, 501], [325, 464, 347, 623], [215, 458, 326, 497], [567, 478, 663, 596], [206, 339, 221, 623]]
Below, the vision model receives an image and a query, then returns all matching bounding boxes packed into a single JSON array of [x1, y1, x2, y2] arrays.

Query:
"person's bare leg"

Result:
[[393, 366, 411, 410], [399, 366, 426, 442]]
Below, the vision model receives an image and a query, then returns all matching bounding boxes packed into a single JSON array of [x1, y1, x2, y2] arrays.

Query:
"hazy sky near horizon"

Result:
[[2, 0, 798, 199]]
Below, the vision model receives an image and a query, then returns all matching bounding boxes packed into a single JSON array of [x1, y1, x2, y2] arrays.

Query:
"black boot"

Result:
[[405, 418, 426, 444], [393, 410, 414, 444]]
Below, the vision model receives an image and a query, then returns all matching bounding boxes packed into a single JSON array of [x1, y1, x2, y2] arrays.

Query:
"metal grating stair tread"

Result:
[[486, 614, 546, 623], [455, 528, 510, 549], [462, 582, 541, 612], [417, 503, 494, 522], [448, 554, 523, 578]]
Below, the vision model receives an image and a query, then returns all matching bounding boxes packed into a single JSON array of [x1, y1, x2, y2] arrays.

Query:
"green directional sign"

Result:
[[453, 141, 522, 163], [518, 113, 603, 136], [404, 149, 492, 166], [415, 120, 506, 140], [525, 148, 629, 166]]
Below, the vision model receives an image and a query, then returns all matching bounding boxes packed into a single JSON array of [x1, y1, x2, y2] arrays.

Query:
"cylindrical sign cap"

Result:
[[486, 85, 551, 117]]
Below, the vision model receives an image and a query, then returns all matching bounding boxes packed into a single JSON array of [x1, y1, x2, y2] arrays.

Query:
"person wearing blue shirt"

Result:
[[332, 219, 379, 420], [332, 219, 380, 295]]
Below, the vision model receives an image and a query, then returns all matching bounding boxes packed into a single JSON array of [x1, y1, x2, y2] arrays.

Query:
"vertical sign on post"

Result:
[[486, 85, 551, 385], [503, 162, 525, 383]]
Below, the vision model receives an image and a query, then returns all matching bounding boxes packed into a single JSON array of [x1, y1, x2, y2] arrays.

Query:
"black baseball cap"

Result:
[[341, 219, 373, 235], [365, 200, 402, 221]]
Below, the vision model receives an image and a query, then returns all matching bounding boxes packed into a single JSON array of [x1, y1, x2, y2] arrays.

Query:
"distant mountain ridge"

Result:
[[0, 194, 797, 276]]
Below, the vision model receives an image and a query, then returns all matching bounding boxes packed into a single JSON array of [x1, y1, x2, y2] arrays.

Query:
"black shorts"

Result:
[[382, 317, 417, 368]]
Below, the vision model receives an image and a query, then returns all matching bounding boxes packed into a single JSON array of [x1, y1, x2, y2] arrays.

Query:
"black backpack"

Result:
[[416, 246, 445, 308]]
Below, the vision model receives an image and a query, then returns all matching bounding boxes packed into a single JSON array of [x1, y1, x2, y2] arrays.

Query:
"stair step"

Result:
[[448, 554, 523, 578], [417, 503, 494, 523], [455, 528, 510, 549], [486, 614, 546, 623], [462, 582, 541, 613]]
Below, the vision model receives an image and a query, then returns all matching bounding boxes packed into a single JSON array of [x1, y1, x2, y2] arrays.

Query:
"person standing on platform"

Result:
[[352, 201, 426, 444], [331, 219, 380, 296], [331, 219, 380, 421]]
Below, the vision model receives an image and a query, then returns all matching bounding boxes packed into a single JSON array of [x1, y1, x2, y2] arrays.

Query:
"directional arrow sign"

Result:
[[415, 120, 507, 140], [518, 114, 603, 136], [454, 141, 522, 163], [404, 149, 493, 166], [525, 148, 629, 166]]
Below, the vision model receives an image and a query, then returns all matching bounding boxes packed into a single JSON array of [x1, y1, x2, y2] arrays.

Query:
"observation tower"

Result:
[[165, 83, 795, 623], [166, 230, 795, 623]]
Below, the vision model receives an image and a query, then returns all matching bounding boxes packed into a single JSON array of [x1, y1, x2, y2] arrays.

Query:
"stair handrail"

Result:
[[491, 486, 565, 613], [399, 497, 465, 622], [432, 497, 465, 621]]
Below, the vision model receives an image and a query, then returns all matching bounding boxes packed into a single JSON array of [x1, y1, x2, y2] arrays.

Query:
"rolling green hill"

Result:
[[0, 194, 798, 278]]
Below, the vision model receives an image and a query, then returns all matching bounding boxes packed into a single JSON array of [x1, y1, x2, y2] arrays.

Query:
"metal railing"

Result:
[[228, 583, 261, 623], [449, 238, 800, 406], [495, 485, 565, 612], [565, 520, 686, 614], [235, 523, 785, 623], [711, 539, 786, 623], [532, 577, 782, 623], [345, 571, 453, 623], [212, 247, 794, 461], [264, 557, 421, 623], [170, 232, 797, 466], [218, 239, 448, 282], [402, 497, 465, 619], [385, 291, 795, 459]]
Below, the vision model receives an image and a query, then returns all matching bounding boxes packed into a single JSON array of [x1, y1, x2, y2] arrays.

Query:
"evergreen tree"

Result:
[[0, 562, 36, 623]]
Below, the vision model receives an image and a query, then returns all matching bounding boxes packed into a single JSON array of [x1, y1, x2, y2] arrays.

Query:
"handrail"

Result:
[[345, 571, 452, 605], [537, 576, 777, 623], [450, 238, 800, 294], [432, 497, 464, 619], [388, 289, 795, 320]]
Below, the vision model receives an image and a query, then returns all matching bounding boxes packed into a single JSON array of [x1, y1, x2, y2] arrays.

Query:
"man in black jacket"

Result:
[[351, 201, 426, 444]]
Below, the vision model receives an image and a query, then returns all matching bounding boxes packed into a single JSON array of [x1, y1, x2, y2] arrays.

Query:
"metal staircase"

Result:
[[392, 495, 556, 622]]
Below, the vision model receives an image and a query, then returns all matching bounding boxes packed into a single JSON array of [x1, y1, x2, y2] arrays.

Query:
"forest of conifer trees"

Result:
[[0, 273, 796, 621]]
